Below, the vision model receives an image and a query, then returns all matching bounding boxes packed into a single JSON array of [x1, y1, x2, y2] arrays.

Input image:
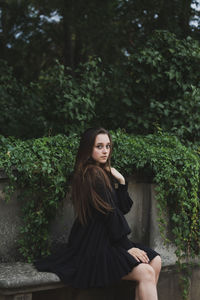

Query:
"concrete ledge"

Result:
[[1, 262, 200, 299], [0, 263, 65, 296], [32, 282, 135, 300], [0, 263, 135, 300], [158, 264, 200, 300]]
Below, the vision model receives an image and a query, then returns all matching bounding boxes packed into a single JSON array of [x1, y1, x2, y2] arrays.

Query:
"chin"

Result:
[[100, 160, 107, 163], [100, 161, 107, 166]]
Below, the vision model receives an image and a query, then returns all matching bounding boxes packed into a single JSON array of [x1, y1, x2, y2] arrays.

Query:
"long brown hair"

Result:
[[72, 128, 113, 225]]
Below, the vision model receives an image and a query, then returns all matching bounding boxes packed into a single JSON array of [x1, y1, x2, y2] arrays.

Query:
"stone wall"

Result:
[[0, 171, 200, 299], [0, 172, 22, 262], [0, 172, 176, 265]]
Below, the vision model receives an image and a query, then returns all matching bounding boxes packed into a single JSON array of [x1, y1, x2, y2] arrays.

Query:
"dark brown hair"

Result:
[[72, 128, 113, 224]]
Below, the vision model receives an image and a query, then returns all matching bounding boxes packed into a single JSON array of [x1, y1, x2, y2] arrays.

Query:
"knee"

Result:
[[156, 255, 162, 270], [155, 255, 161, 264], [152, 255, 162, 274], [142, 265, 156, 283], [128, 264, 156, 284]]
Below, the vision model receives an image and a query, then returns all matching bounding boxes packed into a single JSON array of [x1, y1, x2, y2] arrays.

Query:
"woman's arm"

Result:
[[128, 248, 149, 263], [109, 167, 133, 214], [110, 167, 125, 185], [90, 170, 131, 242]]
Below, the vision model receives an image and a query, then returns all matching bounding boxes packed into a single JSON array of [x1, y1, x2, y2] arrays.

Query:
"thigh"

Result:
[[149, 255, 161, 283], [122, 263, 155, 282]]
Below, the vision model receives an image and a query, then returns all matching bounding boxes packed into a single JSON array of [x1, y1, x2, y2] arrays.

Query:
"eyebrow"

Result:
[[96, 142, 110, 145]]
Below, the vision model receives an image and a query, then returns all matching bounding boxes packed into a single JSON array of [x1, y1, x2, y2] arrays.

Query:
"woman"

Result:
[[34, 128, 161, 300]]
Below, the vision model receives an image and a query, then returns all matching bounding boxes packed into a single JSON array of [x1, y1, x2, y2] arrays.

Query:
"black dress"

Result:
[[34, 169, 159, 288]]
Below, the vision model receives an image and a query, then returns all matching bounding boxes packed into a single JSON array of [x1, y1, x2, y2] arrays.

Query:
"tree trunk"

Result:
[[62, 1, 74, 72], [178, 0, 192, 37], [0, 2, 9, 60]]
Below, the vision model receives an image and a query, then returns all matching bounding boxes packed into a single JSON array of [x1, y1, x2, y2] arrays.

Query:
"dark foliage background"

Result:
[[0, 0, 200, 142]]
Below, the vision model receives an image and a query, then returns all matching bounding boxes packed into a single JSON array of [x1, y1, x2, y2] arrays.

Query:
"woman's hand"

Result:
[[128, 247, 150, 263], [110, 167, 125, 185]]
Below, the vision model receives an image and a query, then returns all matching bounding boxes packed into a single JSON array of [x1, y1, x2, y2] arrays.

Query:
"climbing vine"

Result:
[[112, 130, 200, 299], [0, 130, 200, 299], [0, 134, 79, 260]]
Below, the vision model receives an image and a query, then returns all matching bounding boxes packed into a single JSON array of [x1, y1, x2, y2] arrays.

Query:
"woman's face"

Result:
[[92, 134, 111, 164]]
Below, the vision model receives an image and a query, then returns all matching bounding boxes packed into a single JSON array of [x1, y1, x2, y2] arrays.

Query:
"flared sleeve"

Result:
[[87, 170, 132, 243], [115, 182, 133, 214]]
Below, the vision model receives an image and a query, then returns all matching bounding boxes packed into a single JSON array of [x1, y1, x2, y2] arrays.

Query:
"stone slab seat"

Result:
[[0, 262, 65, 300], [0, 262, 135, 300]]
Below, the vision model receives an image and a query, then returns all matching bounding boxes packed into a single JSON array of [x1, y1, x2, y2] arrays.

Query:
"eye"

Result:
[[95, 144, 110, 149]]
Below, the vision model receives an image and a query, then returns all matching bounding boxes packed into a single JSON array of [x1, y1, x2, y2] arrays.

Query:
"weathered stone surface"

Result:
[[126, 180, 151, 246], [0, 263, 60, 289], [32, 281, 135, 300], [0, 183, 22, 262], [0, 172, 178, 265], [158, 265, 200, 300], [190, 265, 200, 299], [0, 263, 135, 299], [0, 293, 32, 300], [149, 185, 177, 266], [49, 193, 75, 250], [33, 282, 129, 300]]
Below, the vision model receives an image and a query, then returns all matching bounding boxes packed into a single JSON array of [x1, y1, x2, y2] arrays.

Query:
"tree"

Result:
[[94, 30, 200, 142], [0, 0, 199, 82]]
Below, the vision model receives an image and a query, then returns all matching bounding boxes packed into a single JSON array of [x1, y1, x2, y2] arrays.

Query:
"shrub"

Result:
[[96, 31, 200, 143], [0, 59, 102, 138]]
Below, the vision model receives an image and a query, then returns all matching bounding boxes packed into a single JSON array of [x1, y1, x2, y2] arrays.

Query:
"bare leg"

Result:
[[135, 284, 139, 300], [134, 256, 161, 299], [122, 263, 158, 300], [149, 256, 162, 284]]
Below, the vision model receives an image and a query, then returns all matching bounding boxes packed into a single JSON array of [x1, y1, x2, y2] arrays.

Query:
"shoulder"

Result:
[[84, 165, 111, 191], [84, 165, 106, 181]]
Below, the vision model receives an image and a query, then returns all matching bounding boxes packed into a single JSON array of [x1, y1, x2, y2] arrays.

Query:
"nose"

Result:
[[102, 147, 108, 153]]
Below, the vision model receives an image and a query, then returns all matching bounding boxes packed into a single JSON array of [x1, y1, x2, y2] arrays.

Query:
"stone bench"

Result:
[[0, 262, 64, 300], [1, 170, 200, 299], [0, 262, 135, 300], [1, 262, 200, 300]]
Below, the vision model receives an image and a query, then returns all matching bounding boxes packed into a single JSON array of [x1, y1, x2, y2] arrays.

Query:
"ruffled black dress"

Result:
[[34, 170, 159, 288]]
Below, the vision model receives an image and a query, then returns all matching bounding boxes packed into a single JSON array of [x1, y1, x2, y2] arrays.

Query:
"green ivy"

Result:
[[112, 130, 200, 299], [0, 130, 200, 298], [0, 134, 79, 260]]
